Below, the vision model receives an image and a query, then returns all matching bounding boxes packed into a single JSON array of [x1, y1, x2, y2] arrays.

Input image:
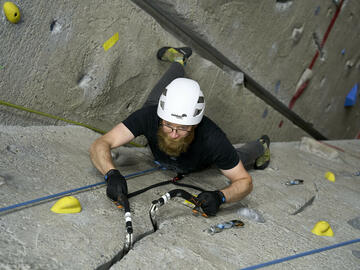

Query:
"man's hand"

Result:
[[197, 191, 226, 216], [105, 169, 128, 201]]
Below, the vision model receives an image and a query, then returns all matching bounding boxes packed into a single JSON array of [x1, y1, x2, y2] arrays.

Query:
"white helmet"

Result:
[[157, 78, 205, 125]]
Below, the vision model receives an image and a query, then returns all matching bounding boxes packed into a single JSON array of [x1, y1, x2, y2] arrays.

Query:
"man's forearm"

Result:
[[89, 140, 116, 175], [221, 177, 253, 203]]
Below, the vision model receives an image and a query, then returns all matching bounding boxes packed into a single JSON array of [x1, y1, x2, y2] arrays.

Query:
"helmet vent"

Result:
[[162, 89, 167, 96], [198, 96, 204, 103], [160, 101, 165, 110], [193, 109, 202, 117]]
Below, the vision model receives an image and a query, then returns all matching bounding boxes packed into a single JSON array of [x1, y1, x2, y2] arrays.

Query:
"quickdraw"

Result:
[[112, 172, 208, 253]]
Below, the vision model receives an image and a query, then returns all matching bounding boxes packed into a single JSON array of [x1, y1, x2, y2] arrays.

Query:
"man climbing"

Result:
[[89, 47, 270, 216]]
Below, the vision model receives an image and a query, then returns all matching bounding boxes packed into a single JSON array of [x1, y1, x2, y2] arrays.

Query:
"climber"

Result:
[[89, 47, 270, 216]]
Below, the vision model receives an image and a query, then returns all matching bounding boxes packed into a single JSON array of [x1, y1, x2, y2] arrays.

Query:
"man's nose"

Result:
[[169, 130, 179, 139]]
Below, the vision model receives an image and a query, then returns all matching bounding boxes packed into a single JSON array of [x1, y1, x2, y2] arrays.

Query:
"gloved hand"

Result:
[[105, 169, 128, 201], [197, 190, 226, 216]]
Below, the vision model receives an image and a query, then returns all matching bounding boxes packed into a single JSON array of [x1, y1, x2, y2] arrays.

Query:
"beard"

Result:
[[157, 126, 195, 157]]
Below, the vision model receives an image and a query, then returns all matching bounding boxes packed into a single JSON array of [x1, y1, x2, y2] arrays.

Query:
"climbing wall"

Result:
[[0, 0, 181, 132], [1, 125, 359, 269], [1, 0, 359, 142], [139, 0, 360, 139]]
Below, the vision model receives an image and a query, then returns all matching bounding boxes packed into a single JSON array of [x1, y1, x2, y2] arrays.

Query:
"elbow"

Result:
[[89, 137, 105, 159], [89, 139, 97, 157], [246, 175, 253, 195]]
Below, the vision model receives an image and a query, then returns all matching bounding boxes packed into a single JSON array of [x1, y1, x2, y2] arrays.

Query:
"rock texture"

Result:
[[0, 125, 359, 269], [1, 1, 360, 269], [145, 0, 360, 139], [1, 0, 359, 142]]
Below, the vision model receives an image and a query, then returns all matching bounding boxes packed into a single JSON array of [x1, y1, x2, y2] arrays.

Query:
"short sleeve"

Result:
[[211, 131, 240, 170], [122, 106, 157, 137]]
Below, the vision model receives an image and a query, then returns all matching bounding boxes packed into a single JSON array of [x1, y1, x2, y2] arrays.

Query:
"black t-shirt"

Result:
[[122, 105, 239, 174]]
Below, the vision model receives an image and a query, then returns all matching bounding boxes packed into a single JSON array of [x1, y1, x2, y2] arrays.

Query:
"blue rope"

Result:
[[0, 166, 160, 213], [241, 238, 360, 270]]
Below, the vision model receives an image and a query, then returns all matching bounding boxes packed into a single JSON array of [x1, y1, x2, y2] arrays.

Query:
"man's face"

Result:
[[157, 120, 195, 157]]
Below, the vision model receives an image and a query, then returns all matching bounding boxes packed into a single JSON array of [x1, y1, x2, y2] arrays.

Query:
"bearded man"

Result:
[[89, 47, 270, 216]]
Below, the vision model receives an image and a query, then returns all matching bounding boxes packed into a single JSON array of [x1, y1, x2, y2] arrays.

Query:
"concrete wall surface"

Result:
[[1, 0, 359, 143], [144, 0, 360, 139], [1, 2, 360, 269], [0, 126, 359, 269]]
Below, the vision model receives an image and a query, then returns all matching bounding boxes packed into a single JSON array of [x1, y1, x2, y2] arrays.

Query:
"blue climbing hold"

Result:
[[262, 108, 268, 118], [344, 83, 358, 107], [275, 80, 281, 94]]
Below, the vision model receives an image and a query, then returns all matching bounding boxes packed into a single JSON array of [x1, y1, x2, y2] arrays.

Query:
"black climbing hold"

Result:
[[50, 20, 57, 31]]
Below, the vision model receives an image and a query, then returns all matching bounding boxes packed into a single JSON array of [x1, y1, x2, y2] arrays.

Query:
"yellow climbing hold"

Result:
[[325, 171, 335, 182], [311, 221, 334, 237], [51, 196, 82, 214], [103, 32, 119, 52], [3, 2, 21, 24]]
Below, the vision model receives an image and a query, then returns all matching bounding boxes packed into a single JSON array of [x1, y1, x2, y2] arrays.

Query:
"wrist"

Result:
[[104, 169, 121, 181], [217, 190, 226, 204]]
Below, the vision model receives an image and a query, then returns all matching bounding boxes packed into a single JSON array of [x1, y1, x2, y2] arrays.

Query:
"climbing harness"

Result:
[[128, 173, 204, 199], [114, 173, 207, 247], [149, 188, 201, 231], [112, 175, 203, 253], [97, 175, 208, 270]]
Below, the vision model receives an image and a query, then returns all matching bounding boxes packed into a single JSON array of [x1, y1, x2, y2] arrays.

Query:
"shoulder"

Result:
[[135, 105, 157, 115], [195, 116, 231, 149], [197, 116, 239, 170], [197, 116, 226, 137], [125, 105, 157, 121], [123, 105, 158, 137]]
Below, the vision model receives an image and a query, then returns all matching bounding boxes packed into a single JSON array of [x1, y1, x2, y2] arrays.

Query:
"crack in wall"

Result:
[[95, 230, 154, 270]]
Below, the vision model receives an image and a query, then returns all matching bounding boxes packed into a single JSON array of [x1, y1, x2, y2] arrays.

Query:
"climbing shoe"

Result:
[[157, 47, 192, 66], [254, 135, 270, 170]]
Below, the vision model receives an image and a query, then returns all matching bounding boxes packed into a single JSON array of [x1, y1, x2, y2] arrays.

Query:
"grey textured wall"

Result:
[[1, 0, 359, 143]]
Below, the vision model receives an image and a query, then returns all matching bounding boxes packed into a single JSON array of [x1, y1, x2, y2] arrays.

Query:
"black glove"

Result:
[[105, 169, 128, 201], [197, 191, 226, 216]]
